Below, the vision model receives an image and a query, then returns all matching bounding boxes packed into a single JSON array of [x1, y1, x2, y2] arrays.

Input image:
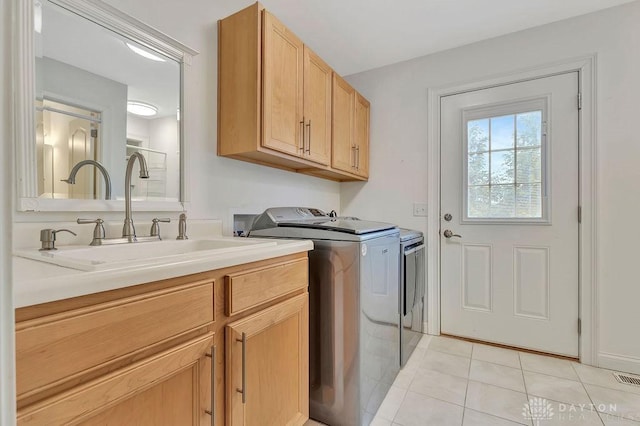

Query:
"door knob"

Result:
[[443, 229, 462, 239]]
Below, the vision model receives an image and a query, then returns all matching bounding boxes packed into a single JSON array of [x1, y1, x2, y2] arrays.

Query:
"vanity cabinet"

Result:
[[15, 252, 309, 426], [15, 280, 215, 425], [226, 294, 308, 426], [218, 3, 367, 181], [19, 334, 214, 425]]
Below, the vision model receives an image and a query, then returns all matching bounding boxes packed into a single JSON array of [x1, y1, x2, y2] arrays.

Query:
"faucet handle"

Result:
[[177, 213, 188, 240], [39, 228, 77, 251], [150, 218, 171, 238], [77, 218, 106, 246]]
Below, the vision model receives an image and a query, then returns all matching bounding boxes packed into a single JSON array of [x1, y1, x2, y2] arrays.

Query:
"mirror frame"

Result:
[[13, 0, 198, 212]]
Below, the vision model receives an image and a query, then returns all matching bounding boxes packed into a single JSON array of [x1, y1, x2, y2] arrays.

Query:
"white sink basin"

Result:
[[15, 238, 278, 271]]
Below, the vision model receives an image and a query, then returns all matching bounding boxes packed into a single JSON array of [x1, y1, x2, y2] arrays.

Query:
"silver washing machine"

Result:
[[249, 207, 401, 426]]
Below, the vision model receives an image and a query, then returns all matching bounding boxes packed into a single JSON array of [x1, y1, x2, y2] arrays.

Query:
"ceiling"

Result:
[[260, 0, 636, 75]]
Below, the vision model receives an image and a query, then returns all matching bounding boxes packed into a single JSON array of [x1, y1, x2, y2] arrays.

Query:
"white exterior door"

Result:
[[440, 72, 580, 357]]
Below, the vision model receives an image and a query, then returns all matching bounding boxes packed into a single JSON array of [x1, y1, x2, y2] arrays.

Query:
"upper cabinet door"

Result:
[[331, 74, 355, 174], [354, 93, 370, 178], [262, 11, 304, 157], [303, 47, 332, 166]]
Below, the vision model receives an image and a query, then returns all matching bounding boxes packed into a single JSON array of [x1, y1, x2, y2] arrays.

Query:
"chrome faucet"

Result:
[[62, 159, 112, 200], [122, 152, 149, 241]]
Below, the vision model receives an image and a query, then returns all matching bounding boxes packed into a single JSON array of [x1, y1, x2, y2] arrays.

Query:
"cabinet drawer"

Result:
[[16, 280, 214, 398], [18, 333, 214, 425], [225, 258, 307, 316]]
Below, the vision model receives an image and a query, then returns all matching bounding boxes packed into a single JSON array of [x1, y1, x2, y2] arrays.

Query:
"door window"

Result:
[[463, 99, 548, 222]]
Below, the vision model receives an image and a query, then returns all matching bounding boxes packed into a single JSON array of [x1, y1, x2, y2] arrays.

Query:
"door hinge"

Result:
[[578, 318, 582, 335], [91, 128, 98, 138], [578, 206, 582, 223], [577, 93, 582, 110]]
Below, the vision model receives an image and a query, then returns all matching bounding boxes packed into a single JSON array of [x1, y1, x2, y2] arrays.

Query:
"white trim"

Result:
[[598, 352, 640, 375], [427, 56, 597, 366], [14, 0, 196, 213], [15, 0, 37, 200], [2, 0, 16, 423], [48, 0, 198, 60]]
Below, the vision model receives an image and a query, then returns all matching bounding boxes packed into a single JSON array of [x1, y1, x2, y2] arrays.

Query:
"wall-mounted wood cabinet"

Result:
[[354, 92, 370, 178], [15, 252, 310, 426], [260, 12, 332, 167], [331, 74, 370, 179], [218, 2, 369, 181]]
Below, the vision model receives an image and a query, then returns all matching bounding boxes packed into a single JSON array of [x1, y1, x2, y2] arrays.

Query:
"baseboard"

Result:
[[598, 352, 640, 375]]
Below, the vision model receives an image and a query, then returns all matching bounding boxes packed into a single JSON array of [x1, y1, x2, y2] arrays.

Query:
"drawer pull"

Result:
[[236, 332, 247, 404], [205, 345, 216, 425], [306, 120, 311, 154]]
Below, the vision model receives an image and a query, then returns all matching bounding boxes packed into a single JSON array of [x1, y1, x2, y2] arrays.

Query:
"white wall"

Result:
[[1, 0, 16, 424], [341, 1, 640, 372]]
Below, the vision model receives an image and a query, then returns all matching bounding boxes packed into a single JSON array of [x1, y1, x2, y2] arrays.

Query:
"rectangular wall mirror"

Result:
[[15, 0, 197, 211]]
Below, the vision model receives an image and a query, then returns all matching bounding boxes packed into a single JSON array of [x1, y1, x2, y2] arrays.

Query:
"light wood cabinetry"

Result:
[[303, 47, 332, 166], [225, 257, 308, 316], [16, 281, 214, 399], [15, 252, 309, 426], [262, 11, 304, 157], [354, 93, 371, 178], [218, 3, 367, 181], [331, 74, 370, 179], [331, 73, 356, 174], [19, 334, 213, 425], [226, 294, 308, 426]]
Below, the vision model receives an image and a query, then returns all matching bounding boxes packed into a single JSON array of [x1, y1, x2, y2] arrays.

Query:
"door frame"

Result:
[[426, 56, 597, 365]]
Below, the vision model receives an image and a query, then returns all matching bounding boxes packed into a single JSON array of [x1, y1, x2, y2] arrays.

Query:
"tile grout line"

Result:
[[518, 351, 533, 426], [572, 362, 606, 425], [520, 367, 581, 382], [390, 337, 428, 425], [460, 343, 475, 425]]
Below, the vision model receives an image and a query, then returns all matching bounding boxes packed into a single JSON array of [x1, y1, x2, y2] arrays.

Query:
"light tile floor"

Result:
[[367, 335, 640, 426]]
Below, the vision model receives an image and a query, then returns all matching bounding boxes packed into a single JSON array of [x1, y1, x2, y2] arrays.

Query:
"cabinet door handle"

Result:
[[306, 120, 311, 154], [351, 145, 356, 168], [355, 145, 360, 170], [236, 332, 247, 404], [205, 345, 216, 425], [299, 119, 305, 153]]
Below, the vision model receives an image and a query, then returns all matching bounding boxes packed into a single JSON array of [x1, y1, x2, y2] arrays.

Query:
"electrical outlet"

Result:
[[413, 203, 427, 217]]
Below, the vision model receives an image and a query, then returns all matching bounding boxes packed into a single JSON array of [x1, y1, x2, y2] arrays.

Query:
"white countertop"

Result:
[[13, 237, 313, 308]]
